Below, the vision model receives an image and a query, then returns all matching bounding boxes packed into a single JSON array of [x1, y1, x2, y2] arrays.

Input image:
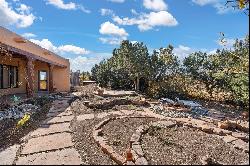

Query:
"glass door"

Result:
[[38, 71, 48, 91]]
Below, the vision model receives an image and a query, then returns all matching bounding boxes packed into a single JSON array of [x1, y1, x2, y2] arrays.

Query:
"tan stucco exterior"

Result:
[[0, 26, 70, 96]]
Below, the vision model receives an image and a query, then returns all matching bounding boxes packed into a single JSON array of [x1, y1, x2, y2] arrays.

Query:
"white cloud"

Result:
[[113, 11, 178, 31], [192, 0, 219, 6], [107, 0, 125, 3], [69, 53, 112, 72], [143, 0, 168, 11], [0, 0, 36, 28], [192, 0, 235, 14], [100, 8, 114, 16], [29, 38, 90, 55], [99, 21, 128, 37], [57, 45, 90, 55], [46, 0, 76, 10], [99, 22, 128, 45], [99, 36, 127, 45], [173, 45, 193, 61], [22, 33, 37, 38], [46, 0, 90, 13]]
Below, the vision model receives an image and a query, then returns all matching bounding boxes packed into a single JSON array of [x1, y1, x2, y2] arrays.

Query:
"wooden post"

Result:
[[26, 57, 35, 98], [49, 64, 54, 93]]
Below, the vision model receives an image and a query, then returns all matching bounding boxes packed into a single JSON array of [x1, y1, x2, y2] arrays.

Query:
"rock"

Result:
[[231, 139, 249, 152], [77, 114, 95, 121], [130, 133, 141, 144], [191, 107, 209, 116], [0, 103, 39, 120], [201, 125, 214, 134], [232, 132, 249, 141], [223, 135, 238, 143], [213, 128, 232, 136], [218, 121, 229, 130], [176, 98, 202, 108], [44, 116, 74, 125], [30, 123, 71, 137], [16, 148, 81, 165], [160, 98, 175, 105], [101, 144, 114, 155], [135, 157, 148, 165], [126, 161, 135, 165], [132, 144, 144, 157], [21, 133, 74, 155], [0, 144, 20, 165], [236, 120, 249, 132], [110, 152, 126, 165]]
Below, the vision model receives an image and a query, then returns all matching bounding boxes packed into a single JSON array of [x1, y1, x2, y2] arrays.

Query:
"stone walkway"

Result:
[[0, 96, 82, 165], [1, 91, 249, 165]]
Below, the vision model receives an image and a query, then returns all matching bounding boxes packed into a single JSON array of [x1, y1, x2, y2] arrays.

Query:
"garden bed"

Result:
[[141, 126, 249, 165], [0, 97, 52, 149], [71, 118, 117, 165], [102, 117, 158, 157]]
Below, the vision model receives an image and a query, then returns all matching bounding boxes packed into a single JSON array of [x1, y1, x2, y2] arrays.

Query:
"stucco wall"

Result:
[[53, 61, 70, 92]]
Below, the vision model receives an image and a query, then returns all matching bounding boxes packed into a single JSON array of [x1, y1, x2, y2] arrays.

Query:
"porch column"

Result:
[[26, 57, 35, 98], [49, 64, 54, 93]]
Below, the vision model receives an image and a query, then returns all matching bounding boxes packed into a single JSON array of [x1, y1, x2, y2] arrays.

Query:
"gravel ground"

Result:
[[102, 117, 158, 157], [141, 126, 249, 165], [72, 97, 144, 116], [0, 100, 51, 149], [71, 118, 117, 165]]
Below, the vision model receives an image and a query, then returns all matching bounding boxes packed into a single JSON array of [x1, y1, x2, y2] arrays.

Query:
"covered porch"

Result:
[[0, 42, 67, 98]]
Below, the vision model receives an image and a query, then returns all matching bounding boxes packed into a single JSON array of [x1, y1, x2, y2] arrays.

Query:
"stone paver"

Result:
[[77, 114, 95, 121], [120, 110, 134, 115], [0, 144, 20, 165], [96, 112, 109, 119], [47, 110, 73, 118], [223, 135, 238, 143], [30, 123, 71, 137], [16, 148, 81, 165], [43, 116, 74, 125], [108, 111, 124, 116], [48, 107, 67, 114], [21, 133, 73, 155]]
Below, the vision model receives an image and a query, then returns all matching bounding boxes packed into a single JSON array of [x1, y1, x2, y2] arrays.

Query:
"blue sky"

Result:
[[0, 0, 249, 72]]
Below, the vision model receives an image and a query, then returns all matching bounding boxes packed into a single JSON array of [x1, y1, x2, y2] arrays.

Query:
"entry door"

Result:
[[38, 71, 48, 91]]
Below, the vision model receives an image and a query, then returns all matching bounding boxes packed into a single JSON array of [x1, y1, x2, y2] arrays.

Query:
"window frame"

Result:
[[0, 64, 19, 89], [38, 70, 48, 91]]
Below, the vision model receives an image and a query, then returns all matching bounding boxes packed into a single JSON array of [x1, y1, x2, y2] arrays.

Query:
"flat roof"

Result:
[[0, 26, 69, 67]]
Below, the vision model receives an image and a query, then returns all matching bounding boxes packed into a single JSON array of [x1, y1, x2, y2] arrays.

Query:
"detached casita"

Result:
[[0, 27, 70, 97]]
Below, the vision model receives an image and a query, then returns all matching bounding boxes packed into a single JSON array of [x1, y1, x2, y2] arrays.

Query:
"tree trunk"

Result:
[[137, 77, 140, 91]]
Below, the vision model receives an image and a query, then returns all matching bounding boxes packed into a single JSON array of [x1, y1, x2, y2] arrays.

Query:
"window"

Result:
[[0, 64, 18, 89], [39, 71, 48, 91], [9, 66, 18, 88]]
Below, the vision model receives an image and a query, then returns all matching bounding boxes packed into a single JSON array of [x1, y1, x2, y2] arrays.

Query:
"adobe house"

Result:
[[0, 26, 70, 98]]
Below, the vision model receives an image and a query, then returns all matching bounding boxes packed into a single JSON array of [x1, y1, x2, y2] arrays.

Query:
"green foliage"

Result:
[[91, 36, 249, 108], [80, 71, 92, 82]]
